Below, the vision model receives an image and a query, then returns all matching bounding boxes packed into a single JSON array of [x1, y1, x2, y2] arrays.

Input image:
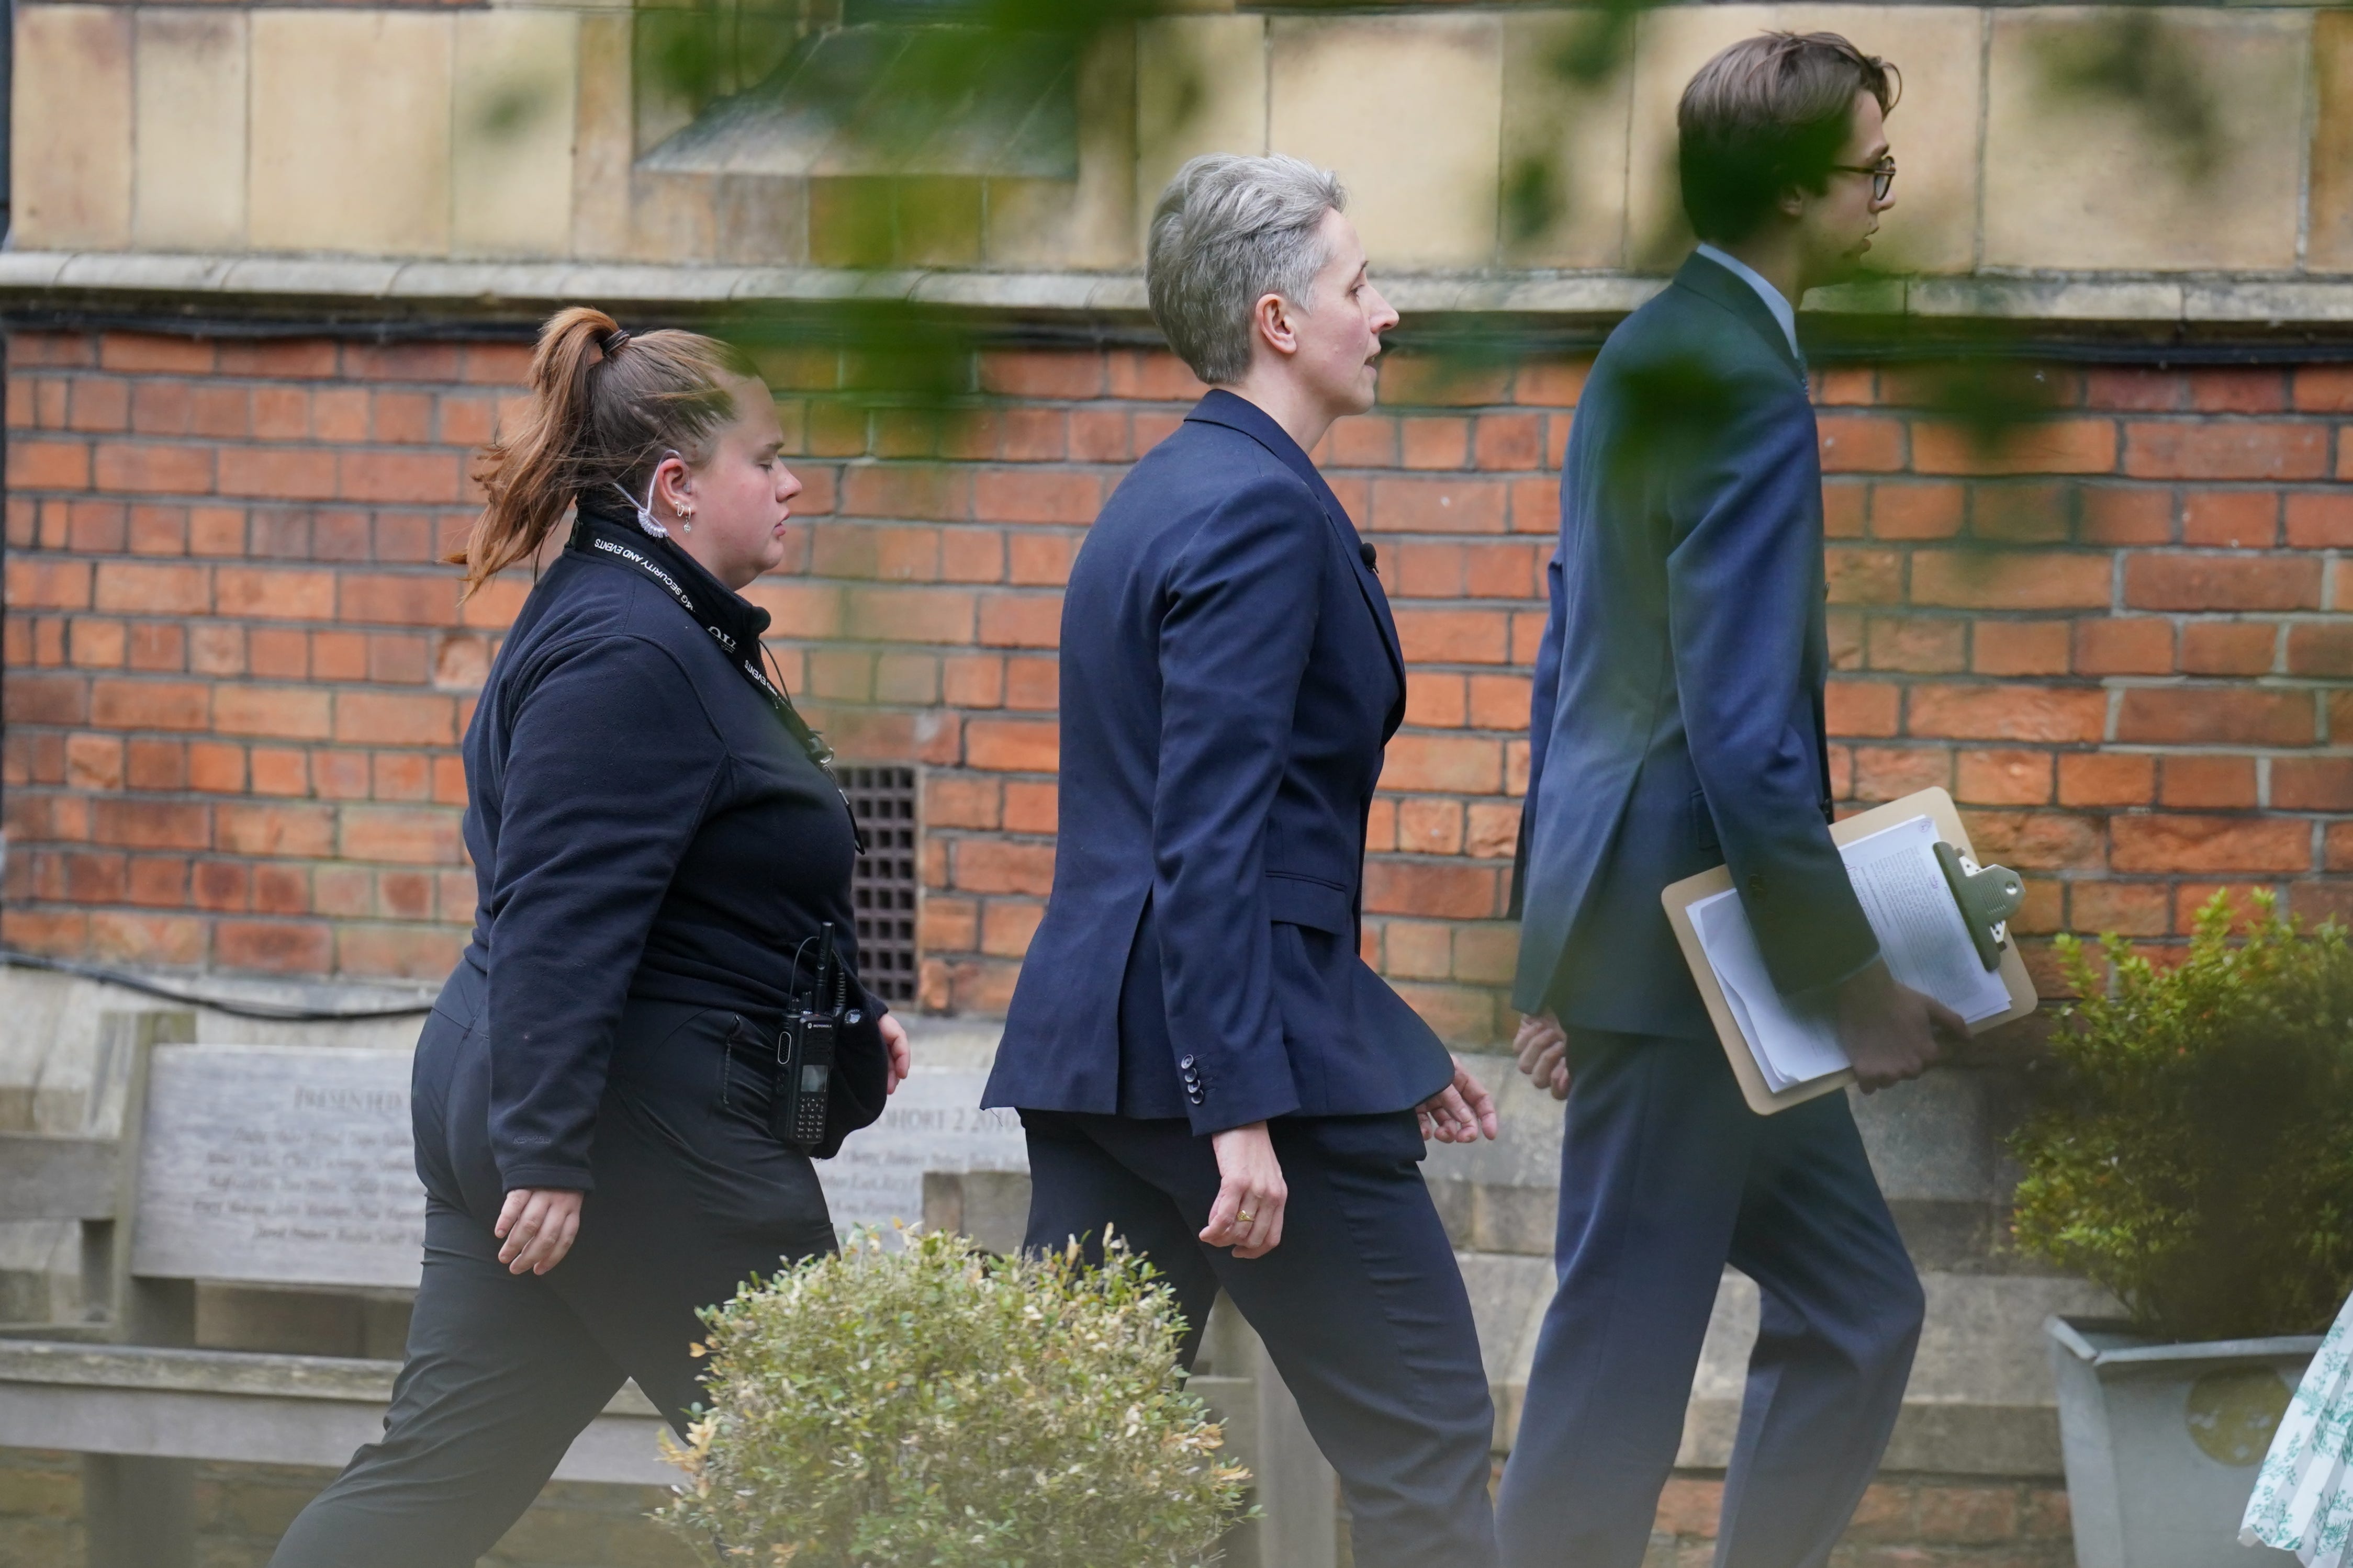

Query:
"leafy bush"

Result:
[[2010, 892, 2353, 1343], [655, 1226, 1249, 1566]]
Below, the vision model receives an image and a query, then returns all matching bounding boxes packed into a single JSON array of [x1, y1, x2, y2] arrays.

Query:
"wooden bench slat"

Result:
[[0, 1339, 662, 1417], [0, 1340, 674, 1487], [0, 1375, 671, 1486], [0, 1133, 118, 1222]]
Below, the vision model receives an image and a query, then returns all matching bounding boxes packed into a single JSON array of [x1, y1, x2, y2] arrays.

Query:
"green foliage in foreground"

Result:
[[2010, 893, 2353, 1343], [655, 1226, 1249, 1566]]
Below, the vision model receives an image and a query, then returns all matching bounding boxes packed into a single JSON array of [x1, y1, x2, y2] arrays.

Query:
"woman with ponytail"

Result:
[[271, 309, 911, 1566]]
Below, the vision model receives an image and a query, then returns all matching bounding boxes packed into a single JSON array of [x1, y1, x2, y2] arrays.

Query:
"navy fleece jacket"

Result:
[[457, 500, 879, 1192]]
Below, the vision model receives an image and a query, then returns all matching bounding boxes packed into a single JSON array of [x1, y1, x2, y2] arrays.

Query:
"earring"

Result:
[[678, 503, 694, 533]]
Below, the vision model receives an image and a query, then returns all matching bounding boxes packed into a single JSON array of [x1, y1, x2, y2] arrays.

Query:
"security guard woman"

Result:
[[271, 308, 910, 1566]]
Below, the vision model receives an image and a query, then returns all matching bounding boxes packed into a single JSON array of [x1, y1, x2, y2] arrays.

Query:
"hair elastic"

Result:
[[601, 327, 632, 355]]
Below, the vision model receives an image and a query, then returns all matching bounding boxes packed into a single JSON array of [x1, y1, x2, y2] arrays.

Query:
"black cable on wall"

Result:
[[1, 949, 435, 1022]]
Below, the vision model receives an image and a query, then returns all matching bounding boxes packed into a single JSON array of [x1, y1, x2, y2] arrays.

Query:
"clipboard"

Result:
[[1660, 786, 2038, 1116]]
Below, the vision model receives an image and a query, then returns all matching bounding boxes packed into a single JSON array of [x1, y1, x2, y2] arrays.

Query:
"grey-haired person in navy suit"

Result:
[[981, 153, 1503, 1567], [1497, 33, 1969, 1568]]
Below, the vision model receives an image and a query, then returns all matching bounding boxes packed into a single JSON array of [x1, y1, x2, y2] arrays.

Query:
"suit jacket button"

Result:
[[1746, 873, 1767, 898], [1179, 1055, 1196, 1069], [1187, 1090, 1205, 1106]]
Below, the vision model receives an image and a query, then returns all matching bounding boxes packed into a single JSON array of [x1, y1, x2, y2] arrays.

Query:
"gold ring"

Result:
[[1236, 1210, 1254, 1224]]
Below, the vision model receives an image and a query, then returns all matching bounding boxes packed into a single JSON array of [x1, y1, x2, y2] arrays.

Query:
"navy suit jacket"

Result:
[[1511, 253, 1879, 1037], [984, 390, 1455, 1134]]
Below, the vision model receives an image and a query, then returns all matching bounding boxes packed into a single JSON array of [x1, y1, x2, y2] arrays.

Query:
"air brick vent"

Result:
[[843, 765, 921, 1005]]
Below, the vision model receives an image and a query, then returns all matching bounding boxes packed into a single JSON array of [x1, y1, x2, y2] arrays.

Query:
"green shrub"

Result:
[[2009, 892, 2353, 1343], [654, 1226, 1250, 1566]]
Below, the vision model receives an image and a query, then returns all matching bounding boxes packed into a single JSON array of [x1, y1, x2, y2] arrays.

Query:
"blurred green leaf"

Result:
[[2035, 9, 2222, 183], [1907, 352, 2068, 459], [471, 81, 547, 143], [1503, 154, 1563, 251], [595, 0, 2235, 437], [1544, 0, 1646, 89]]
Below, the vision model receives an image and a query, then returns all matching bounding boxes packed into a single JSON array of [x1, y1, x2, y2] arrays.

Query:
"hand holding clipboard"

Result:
[[1661, 787, 2040, 1116]]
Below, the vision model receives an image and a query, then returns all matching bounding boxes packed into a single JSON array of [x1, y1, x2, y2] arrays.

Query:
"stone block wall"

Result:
[[12, 4, 2353, 286], [4, 329, 2350, 1036]]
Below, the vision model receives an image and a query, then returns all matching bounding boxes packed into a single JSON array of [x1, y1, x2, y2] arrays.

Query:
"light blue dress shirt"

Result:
[[1694, 242, 1802, 369]]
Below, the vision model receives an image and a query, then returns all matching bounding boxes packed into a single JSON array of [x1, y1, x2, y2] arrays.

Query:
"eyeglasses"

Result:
[[1830, 156, 1897, 203]]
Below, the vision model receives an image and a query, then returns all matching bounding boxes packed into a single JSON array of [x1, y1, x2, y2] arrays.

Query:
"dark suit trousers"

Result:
[[269, 972, 838, 1568], [1023, 1110, 1499, 1568], [1493, 1032, 1922, 1568]]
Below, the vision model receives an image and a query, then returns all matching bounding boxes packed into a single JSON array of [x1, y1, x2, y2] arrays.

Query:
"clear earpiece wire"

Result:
[[617, 470, 669, 540]]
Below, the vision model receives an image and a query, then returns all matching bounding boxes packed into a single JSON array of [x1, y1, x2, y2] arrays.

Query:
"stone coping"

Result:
[[8, 251, 2353, 333], [2046, 1316, 2328, 1369], [0, 252, 1151, 320]]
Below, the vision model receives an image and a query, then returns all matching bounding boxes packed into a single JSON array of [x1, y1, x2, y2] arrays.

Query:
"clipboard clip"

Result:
[[1933, 841, 2024, 972]]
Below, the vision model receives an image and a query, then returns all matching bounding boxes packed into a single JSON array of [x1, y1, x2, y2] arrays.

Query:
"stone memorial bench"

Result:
[[0, 1011, 669, 1568], [0, 1009, 1347, 1567]]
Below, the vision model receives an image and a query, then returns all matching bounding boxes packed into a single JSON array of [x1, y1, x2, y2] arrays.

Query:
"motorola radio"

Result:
[[775, 922, 857, 1153]]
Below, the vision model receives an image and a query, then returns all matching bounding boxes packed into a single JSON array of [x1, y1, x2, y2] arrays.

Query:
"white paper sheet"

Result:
[[1689, 815, 2014, 1092], [1695, 891, 1846, 1091]]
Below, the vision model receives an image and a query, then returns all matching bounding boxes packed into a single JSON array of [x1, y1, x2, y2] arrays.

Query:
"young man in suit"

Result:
[[1497, 33, 1967, 1568], [982, 153, 1502, 1568]]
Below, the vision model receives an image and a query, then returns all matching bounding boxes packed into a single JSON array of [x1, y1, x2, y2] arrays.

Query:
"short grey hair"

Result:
[[1146, 154, 1347, 386]]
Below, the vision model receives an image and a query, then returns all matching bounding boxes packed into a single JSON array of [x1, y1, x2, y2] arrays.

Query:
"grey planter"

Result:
[[2046, 1316, 2324, 1568]]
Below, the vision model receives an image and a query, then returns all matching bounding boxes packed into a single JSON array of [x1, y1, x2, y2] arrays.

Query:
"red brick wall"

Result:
[[1813, 358, 2353, 992], [3, 332, 525, 979], [4, 328, 2349, 1039]]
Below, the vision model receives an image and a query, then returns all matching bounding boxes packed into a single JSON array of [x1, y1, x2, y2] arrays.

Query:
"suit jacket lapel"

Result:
[[1674, 252, 1806, 383], [1184, 391, 1409, 718], [1292, 448, 1409, 719]]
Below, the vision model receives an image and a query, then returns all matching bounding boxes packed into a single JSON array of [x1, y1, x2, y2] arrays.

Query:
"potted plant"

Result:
[[2011, 892, 2353, 1568], [655, 1226, 1250, 1565]]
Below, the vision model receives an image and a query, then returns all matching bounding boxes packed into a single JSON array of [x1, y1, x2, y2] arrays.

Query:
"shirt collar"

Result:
[[1694, 243, 1801, 366]]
